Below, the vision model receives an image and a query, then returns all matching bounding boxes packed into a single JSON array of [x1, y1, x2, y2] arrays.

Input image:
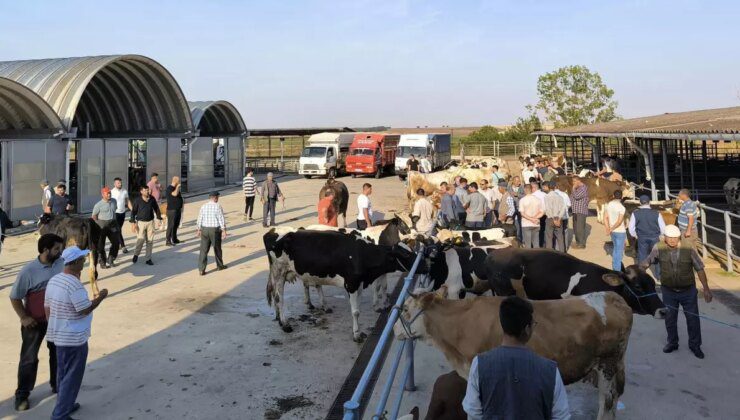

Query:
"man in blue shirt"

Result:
[[677, 189, 699, 248]]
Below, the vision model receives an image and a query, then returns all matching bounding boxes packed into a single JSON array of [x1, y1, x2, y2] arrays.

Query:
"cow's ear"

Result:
[[435, 285, 449, 299], [602, 273, 624, 287], [419, 292, 437, 308]]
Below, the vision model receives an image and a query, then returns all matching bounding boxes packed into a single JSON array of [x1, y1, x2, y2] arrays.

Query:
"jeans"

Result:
[[166, 209, 182, 244], [483, 212, 493, 228], [115, 212, 127, 248], [16, 324, 56, 400], [244, 196, 255, 218], [573, 213, 587, 246], [52, 343, 88, 420], [538, 216, 547, 247], [545, 218, 565, 252], [637, 236, 660, 278], [263, 198, 277, 226], [466, 220, 485, 229], [199, 227, 225, 272], [662, 286, 702, 349], [610, 232, 627, 271], [522, 227, 540, 248]]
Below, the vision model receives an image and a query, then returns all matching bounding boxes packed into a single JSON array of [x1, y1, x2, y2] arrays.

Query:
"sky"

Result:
[[1, 0, 739, 128]]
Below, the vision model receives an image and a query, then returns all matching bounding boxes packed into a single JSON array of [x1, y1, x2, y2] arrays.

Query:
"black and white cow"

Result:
[[484, 248, 666, 317], [263, 228, 420, 342]]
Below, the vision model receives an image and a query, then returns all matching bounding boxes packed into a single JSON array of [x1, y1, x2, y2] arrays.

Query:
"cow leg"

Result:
[[303, 283, 315, 310], [89, 253, 99, 298], [372, 274, 390, 312], [316, 286, 332, 313], [596, 364, 620, 420], [596, 203, 605, 224], [276, 277, 292, 333], [349, 290, 366, 342]]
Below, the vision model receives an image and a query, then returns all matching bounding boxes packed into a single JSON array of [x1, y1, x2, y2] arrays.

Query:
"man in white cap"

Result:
[[45, 246, 108, 420], [639, 225, 712, 359]]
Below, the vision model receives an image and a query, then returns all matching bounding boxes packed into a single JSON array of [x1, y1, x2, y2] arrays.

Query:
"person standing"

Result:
[[242, 168, 257, 221], [439, 184, 463, 229], [640, 225, 713, 359], [497, 181, 516, 225], [406, 154, 420, 173], [518, 185, 544, 248], [420, 154, 432, 174], [10, 234, 65, 411], [147, 173, 162, 202], [110, 178, 131, 254], [522, 161, 538, 185], [490, 165, 503, 187], [196, 191, 227, 276], [412, 188, 436, 236], [532, 181, 547, 247], [45, 246, 108, 420], [463, 296, 570, 419], [544, 181, 567, 252], [91, 187, 119, 268], [478, 179, 497, 227], [318, 189, 338, 227], [260, 172, 284, 227], [570, 177, 589, 249], [165, 176, 183, 246], [40, 179, 52, 214], [455, 178, 469, 223], [553, 182, 571, 240], [509, 176, 525, 241], [629, 195, 666, 276], [677, 188, 700, 248], [130, 185, 162, 265], [604, 190, 627, 271], [46, 183, 73, 215], [462, 182, 489, 229], [356, 183, 373, 230]]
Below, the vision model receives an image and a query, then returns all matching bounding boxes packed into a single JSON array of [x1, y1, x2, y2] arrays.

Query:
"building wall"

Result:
[[226, 136, 243, 184], [188, 136, 215, 190], [78, 139, 104, 213]]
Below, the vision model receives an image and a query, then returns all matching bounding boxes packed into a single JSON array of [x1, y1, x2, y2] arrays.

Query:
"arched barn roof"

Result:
[[0, 77, 64, 133], [189, 100, 247, 137], [0, 55, 193, 136]]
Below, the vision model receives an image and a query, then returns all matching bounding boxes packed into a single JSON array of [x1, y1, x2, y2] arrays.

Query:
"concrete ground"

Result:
[[1, 174, 739, 420]]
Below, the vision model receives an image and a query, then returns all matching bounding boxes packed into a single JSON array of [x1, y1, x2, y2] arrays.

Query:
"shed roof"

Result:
[[248, 127, 355, 137], [189, 100, 247, 136], [0, 77, 65, 135]]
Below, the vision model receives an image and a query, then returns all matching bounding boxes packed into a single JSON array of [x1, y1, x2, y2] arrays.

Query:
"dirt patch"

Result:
[[264, 395, 314, 419]]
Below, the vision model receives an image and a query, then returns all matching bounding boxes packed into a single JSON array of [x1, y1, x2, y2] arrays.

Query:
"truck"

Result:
[[298, 132, 355, 178], [345, 133, 400, 178], [394, 133, 452, 180]]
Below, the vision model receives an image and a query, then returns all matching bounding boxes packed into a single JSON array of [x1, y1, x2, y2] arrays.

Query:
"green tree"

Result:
[[502, 106, 542, 142], [465, 125, 501, 143], [535, 65, 618, 127]]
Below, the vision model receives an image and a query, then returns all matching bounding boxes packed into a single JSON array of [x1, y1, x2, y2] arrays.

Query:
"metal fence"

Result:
[[245, 157, 300, 173], [457, 141, 536, 158]]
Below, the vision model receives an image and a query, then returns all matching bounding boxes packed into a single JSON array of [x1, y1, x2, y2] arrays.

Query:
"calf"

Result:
[[318, 178, 349, 227]]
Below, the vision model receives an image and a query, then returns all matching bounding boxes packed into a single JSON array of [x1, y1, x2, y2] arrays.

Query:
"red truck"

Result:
[[346, 133, 400, 178]]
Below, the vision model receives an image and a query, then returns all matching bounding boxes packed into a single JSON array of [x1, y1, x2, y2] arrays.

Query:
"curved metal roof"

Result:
[[189, 100, 247, 136], [0, 77, 64, 133], [0, 55, 193, 135]]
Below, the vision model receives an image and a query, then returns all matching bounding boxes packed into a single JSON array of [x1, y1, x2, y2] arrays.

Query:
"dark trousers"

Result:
[[637, 236, 660, 277], [662, 286, 702, 349], [52, 343, 88, 420], [356, 219, 368, 230], [244, 196, 255, 218], [16, 324, 56, 400], [538, 216, 547, 247], [166, 209, 182, 244], [199, 227, 224, 272], [545, 218, 565, 252], [115, 213, 127, 248], [263, 198, 277, 226], [96, 219, 119, 263], [573, 213, 587, 246]]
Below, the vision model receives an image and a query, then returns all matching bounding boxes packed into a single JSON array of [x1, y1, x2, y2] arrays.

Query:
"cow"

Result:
[[263, 228, 421, 342], [553, 175, 635, 223], [406, 167, 499, 209], [724, 178, 739, 212], [394, 289, 634, 420], [318, 178, 349, 227], [38, 214, 102, 297], [484, 248, 666, 317], [422, 371, 468, 420], [435, 226, 516, 243]]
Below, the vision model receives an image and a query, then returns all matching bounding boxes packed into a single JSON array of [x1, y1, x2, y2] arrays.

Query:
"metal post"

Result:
[[701, 140, 708, 189], [724, 212, 733, 272], [343, 401, 359, 419], [700, 207, 708, 259], [662, 139, 670, 199], [678, 139, 684, 188], [689, 138, 696, 200], [404, 339, 416, 391], [647, 138, 657, 200], [280, 137, 285, 172]]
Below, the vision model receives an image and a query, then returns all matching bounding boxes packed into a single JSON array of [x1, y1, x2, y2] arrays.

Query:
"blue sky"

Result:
[[1, 0, 738, 128]]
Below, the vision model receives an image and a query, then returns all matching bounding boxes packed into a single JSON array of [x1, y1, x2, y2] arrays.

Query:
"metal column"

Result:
[[661, 139, 670, 199]]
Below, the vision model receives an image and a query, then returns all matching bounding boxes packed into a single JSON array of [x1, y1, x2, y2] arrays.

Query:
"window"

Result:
[[398, 146, 427, 158], [351, 148, 374, 156], [302, 147, 327, 157]]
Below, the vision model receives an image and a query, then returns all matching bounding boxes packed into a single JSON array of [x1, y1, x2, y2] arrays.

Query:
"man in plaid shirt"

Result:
[[196, 191, 227, 276], [570, 177, 590, 249]]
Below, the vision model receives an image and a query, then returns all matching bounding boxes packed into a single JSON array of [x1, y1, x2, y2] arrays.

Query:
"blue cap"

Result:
[[639, 195, 650, 204], [61, 246, 90, 264]]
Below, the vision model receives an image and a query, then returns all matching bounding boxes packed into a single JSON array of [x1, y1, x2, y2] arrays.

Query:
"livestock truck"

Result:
[[345, 133, 400, 178], [394, 133, 452, 180], [298, 132, 355, 178]]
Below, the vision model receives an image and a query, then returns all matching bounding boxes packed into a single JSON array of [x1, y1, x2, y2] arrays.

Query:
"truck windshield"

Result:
[[398, 146, 427, 158], [350, 148, 374, 156], [302, 147, 327, 157]]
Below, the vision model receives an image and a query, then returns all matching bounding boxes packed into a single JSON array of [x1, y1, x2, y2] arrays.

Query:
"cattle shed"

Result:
[[186, 101, 247, 191], [0, 54, 194, 220]]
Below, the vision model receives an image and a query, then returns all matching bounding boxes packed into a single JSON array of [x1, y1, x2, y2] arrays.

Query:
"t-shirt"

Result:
[[92, 199, 117, 221], [678, 200, 699, 231], [48, 194, 71, 215], [407, 159, 420, 171], [479, 188, 497, 210], [243, 176, 257, 197], [412, 197, 436, 232], [522, 169, 537, 184], [605, 200, 627, 233], [463, 191, 488, 223], [10, 257, 64, 300], [357, 194, 373, 221], [518, 194, 543, 228], [533, 189, 547, 208], [44, 273, 93, 347], [318, 196, 338, 227], [42, 186, 52, 209], [165, 185, 183, 210], [110, 187, 129, 214], [147, 179, 162, 201]]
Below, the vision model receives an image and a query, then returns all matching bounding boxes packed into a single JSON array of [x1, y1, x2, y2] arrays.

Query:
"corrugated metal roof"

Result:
[[0, 55, 193, 135], [189, 100, 247, 136], [0, 77, 64, 132]]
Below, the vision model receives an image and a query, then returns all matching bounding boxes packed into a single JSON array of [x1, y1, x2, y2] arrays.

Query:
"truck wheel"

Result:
[[303, 175, 312, 179], [375, 167, 382, 179], [352, 174, 357, 178], [398, 175, 406, 181], [328, 168, 337, 179]]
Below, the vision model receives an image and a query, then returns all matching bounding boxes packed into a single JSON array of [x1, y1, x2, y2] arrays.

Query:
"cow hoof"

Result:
[[307, 303, 315, 310], [353, 332, 367, 343], [282, 325, 294, 333]]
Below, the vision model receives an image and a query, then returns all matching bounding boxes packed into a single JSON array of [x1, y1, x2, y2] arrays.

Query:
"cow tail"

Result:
[[265, 254, 275, 307]]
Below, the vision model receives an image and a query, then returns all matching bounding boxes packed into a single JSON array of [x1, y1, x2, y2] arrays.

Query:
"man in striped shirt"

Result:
[[197, 191, 228, 275], [243, 168, 258, 221], [45, 246, 108, 420]]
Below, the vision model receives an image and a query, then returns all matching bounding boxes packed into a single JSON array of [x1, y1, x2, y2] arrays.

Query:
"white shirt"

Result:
[[357, 194, 373, 221], [605, 200, 627, 233], [555, 190, 571, 219], [44, 273, 93, 347], [522, 169, 538, 184], [628, 204, 666, 238], [42, 186, 52, 208], [533, 189, 547, 207], [480, 188, 498, 210], [420, 158, 432, 173], [111, 187, 129, 214], [463, 354, 571, 420]]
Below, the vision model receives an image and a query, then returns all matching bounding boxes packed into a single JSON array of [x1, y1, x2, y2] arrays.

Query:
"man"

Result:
[[260, 172, 284, 227], [522, 162, 537, 186], [110, 178, 131, 254], [640, 225, 713, 359], [420, 154, 432, 174], [463, 182, 489, 229], [46, 246, 108, 420], [479, 179, 497, 227], [10, 234, 64, 411], [629, 195, 666, 276], [604, 190, 627, 271], [242, 168, 257, 221], [196, 191, 228, 276], [509, 176, 525, 241], [544, 181, 567, 252], [165, 176, 183, 246], [91, 186, 119, 268], [357, 183, 373, 230], [532, 181, 547, 247], [318, 189, 338, 227], [412, 188, 436, 236], [439, 184, 463, 229], [570, 177, 589, 249], [455, 178, 469, 223], [490, 165, 503, 187], [553, 182, 571, 249], [406, 154, 420, 173], [677, 188, 700, 248], [497, 181, 515, 225], [518, 185, 544, 248], [130, 185, 163, 265], [40, 179, 52, 214], [147, 173, 162, 202], [46, 183, 73, 215], [463, 296, 570, 419]]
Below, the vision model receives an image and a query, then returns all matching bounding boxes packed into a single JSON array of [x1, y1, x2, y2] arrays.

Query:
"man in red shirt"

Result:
[[318, 190, 338, 227]]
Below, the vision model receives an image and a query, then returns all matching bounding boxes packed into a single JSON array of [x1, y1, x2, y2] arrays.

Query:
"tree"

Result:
[[465, 125, 501, 143], [535, 65, 618, 128], [502, 106, 542, 142]]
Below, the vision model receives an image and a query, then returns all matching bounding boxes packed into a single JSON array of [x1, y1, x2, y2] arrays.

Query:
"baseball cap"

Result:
[[61, 246, 90, 264], [639, 195, 650, 205], [664, 225, 681, 238], [101, 186, 111, 195]]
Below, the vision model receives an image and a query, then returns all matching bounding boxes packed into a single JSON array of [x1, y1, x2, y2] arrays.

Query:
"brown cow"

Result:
[[318, 178, 349, 227], [395, 289, 633, 420], [423, 371, 467, 420], [554, 175, 634, 223]]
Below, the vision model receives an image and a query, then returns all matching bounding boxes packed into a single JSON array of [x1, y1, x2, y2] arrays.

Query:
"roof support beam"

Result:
[[624, 135, 657, 200]]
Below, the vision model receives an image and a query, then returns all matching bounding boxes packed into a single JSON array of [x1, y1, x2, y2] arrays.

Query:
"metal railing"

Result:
[[343, 247, 425, 419], [245, 157, 300, 173]]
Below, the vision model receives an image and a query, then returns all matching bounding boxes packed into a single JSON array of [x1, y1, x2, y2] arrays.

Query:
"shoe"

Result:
[[263, 224, 268, 228], [218, 265, 227, 270], [145, 260, 154, 266], [690, 347, 705, 359], [173, 239, 181, 244], [132, 255, 138, 263], [199, 270, 206, 276], [14, 397, 29, 411], [248, 217, 253, 221], [100, 263, 108, 269], [663, 343, 679, 353], [270, 223, 276, 227], [71, 402, 81, 413], [51, 387, 57, 394], [107, 259, 115, 267], [122, 247, 129, 254], [166, 242, 174, 247]]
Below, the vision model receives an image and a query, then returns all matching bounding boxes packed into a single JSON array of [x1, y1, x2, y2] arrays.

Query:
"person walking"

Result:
[[463, 296, 570, 419], [45, 246, 108, 420], [496, 181, 516, 226], [196, 191, 227, 276], [639, 225, 713, 359], [147, 173, 162, 202], [10, 234, 65, 411], [110, 178, 131, 254], [40, 179, 52, 214], [544, 181, 567, 252], [439, 184, 463, 229], [356, 183, 373, 230], [463, 182, 488, 229], [46, 183, 73, 215], [604, 190, 627, 271], [629, 195, 666, 277], [570, 177, 589, 249], [260, 172, 284, 227], [318, 189, 338, 227], [677, 188, 700, 248], [518, 185, 544, 248], [165, 176, 183, 246], [130, 185, 163, 265], [412, 188, 436, 236], [91, 187, 119, 268], [242, 168, 257, 221]]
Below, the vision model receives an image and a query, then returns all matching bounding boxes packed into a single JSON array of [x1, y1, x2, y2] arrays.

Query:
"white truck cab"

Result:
[[299, 132, 355, 178], [395, 133, 452, 179]]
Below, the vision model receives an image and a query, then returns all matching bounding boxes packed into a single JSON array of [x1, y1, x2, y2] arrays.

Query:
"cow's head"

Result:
[[393, 287, 447, 340], [390, 241, 429, 274], [620, 181, 636, 199], [602, 265, 666, 318]]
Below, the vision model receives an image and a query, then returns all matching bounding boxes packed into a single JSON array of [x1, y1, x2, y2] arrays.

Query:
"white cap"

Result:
[[664, 225, 681, 238], [61, 246, 90, 264]]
